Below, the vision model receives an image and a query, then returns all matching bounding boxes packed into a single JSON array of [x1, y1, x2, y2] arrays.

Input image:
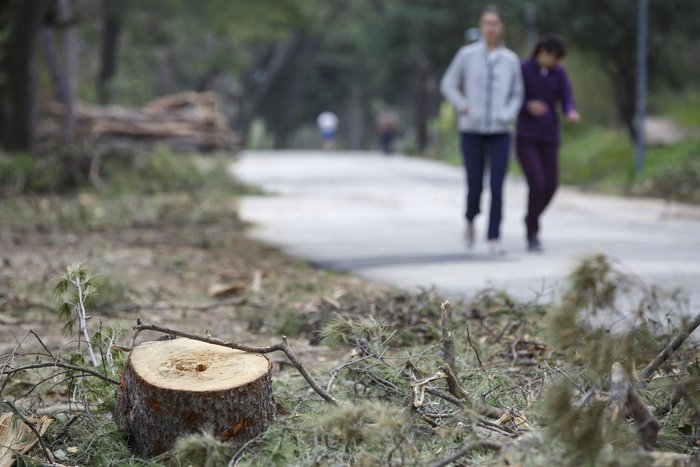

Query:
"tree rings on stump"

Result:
[[115, 337, 275, 457]]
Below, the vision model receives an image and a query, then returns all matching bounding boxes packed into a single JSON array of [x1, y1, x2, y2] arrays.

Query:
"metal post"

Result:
[[635, 0, 649, 174]]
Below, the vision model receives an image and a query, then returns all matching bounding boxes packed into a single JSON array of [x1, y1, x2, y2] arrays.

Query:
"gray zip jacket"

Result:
[[440, 41, 524, 134]]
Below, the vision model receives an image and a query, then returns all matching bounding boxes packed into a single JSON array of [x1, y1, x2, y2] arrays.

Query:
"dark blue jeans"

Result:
[[460, 132, 510, 240]]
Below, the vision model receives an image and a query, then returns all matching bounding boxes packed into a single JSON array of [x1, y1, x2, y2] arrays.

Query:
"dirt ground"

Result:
[[0, 218, 384, 375]]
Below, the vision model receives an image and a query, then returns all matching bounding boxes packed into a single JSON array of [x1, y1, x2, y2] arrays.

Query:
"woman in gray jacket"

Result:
[[440, 5, 523, 255]]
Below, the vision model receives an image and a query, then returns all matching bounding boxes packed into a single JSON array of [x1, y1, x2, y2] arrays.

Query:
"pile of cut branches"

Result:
[[1, 255, 699, 466]]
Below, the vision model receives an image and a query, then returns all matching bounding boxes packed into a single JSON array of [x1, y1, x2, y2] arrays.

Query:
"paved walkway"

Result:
[[232, 150, 700, 315]]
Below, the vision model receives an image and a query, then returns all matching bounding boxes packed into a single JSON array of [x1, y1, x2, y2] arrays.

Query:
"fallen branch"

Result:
[[127, 320, 339, 405], [609, 362, 660, 450], [438, 363, 505, 420], [639, 311, 700, 384], [0, 361, 120, 387], [430, 439, 502, 467]]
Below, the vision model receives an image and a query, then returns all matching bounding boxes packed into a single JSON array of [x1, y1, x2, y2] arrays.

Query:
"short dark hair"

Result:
[[481, 4, 504, 22], [531, 35, 567, 59]]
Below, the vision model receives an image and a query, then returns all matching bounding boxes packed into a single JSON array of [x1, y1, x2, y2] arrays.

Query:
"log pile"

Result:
[[44, 92, 238, 151]]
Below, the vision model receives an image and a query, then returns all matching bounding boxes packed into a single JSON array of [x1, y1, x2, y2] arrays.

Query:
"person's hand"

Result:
[[566, 110, 581, 123], [526, 100, 548, 117]]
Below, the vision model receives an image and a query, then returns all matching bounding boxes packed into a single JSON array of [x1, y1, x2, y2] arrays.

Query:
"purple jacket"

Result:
[[516, 58, 576, 143]]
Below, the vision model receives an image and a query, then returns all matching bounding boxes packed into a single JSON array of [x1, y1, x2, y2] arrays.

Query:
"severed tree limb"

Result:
[[441, 301, 461, 398], [404, 365, 518, 436], [608, 362, 660, 450], [439, 363, 505, 419], [639, 311, 700, 385], [430, 439, 502, 467], [608, 362, 629, 421], [628, 389, 660, 450], [127, 320, 339, 405]]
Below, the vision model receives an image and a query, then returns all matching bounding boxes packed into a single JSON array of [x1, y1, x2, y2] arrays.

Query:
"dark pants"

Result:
[[460, 132, 510, 240], [516, 137, 559, 240]]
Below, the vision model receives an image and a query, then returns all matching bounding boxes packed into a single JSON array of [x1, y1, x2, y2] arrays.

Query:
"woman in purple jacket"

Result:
[[516, 35, 580, 252]]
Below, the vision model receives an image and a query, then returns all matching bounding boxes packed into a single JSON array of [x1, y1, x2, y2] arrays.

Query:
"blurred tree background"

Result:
[[0, 0, 699, 197]]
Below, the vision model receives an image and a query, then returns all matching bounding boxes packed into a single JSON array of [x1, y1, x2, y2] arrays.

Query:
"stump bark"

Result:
[[115, 337, 275, 457]]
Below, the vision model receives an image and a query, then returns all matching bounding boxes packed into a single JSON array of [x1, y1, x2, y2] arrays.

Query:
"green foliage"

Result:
[[320, 401, 404, 449], [103, 146, 204, 195], [0, 150, 76, 195], [54, 262, 96, 336], [636, 145, 700, 203], [557, 123, 700, 203], [171, 431, 236, 467], [559, 126, 633, 189], [321, 314, 393, 349], [547, 254, 685, 377], [650, 91, 700, 129], [543, 382, 609, 466], [0, 146, 252, 232]]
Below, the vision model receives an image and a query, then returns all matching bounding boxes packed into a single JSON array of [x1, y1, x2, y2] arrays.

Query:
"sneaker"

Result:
[[465, 221, 475, 248], [527, 237, 543, 252], [489, 239, 506, 256]]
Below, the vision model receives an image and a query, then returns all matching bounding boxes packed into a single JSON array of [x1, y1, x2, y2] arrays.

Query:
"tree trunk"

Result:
[[234, 34, 300, 148], [7, 0, 51, 153], [345, 83, 366, 150], [412, 57, 434, 153], [97, 0, 121, 105], [273, 36, 315, 149], [59, 0, 77, 141], [115, 338, 276, 457], [39, 0, 76, 142]]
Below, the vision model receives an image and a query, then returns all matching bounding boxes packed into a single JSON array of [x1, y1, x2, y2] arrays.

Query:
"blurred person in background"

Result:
[[375, 110, 399, 154], [316, 111, 339, 150], [440, 5, 523, 255], [516, 35, 580, 253]]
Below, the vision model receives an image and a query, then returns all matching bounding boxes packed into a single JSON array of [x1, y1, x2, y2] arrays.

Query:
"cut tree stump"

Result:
[[115, 337, 275, 457]]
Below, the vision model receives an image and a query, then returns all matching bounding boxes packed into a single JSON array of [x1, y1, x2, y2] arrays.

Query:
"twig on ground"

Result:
[[430, 439, 502, 467], [52, 412, 82, 442], [128, 320, 339, 405], [73, 272, 98, 367], [439, 363, 506, 419], [441, 302, 461, 398], [2, 399, 55, 465], [228, 433, 265, 467], [465, 322, 485, 372], [639, 311, 700, 384], [0, 361, 119, 386], [326, 354, 376, 392]]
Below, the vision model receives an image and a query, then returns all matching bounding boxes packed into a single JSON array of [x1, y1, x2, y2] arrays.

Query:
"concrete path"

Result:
[[232, 150, 700, 314]]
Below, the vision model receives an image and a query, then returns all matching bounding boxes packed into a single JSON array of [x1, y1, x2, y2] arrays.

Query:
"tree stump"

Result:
[[115, 337, 275, 457]]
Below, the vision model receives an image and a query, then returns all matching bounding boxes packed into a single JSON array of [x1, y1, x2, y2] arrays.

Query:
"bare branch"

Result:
[[1, 361, 120, 385], [608, 362, 660, 450], [639, 311, 700, 384], [430, 439, 502, 467]]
